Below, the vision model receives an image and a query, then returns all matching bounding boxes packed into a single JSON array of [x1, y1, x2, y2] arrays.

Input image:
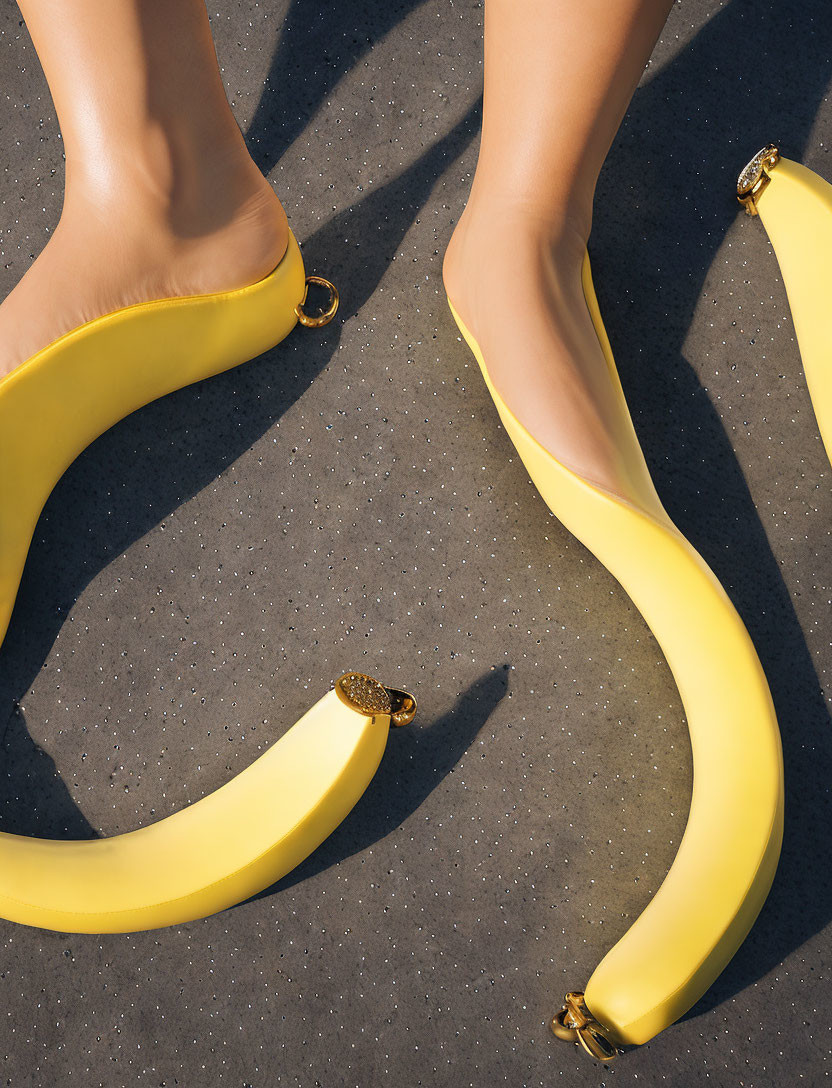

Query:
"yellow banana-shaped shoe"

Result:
[[447, 251, 784, 1054], [0, 227, 337, 650], [0, 672, 415, 933], [736, 144, 832, 465]]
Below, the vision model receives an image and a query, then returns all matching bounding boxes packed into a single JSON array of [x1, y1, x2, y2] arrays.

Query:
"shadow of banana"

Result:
[[243, 665, 508, 904]]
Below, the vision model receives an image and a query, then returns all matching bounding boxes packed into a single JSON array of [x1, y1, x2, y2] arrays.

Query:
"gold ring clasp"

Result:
[[334, 672, 417, 726], [295, 275, 339, 327], [737, 144, 780, 216], [551, 991, 618, 1062]]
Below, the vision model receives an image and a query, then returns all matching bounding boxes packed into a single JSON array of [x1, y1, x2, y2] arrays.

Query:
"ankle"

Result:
[[443, 192, 590, 312], [64, 123, 278, 236], [55, 145, 288, 297], [459, 189, 592, 246]]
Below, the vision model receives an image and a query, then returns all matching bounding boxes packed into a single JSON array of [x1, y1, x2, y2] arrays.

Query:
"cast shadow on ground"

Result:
[[245, 0, 428, 175], [0, 704, 96, 839]]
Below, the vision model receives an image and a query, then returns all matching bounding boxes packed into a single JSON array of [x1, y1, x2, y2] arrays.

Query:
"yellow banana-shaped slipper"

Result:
[[0, 231, 416, 935], [0, 672, 414, 933], [736, 144, 832, 465], [0, 227, 337, 650], [447, 251, 784, 1054]]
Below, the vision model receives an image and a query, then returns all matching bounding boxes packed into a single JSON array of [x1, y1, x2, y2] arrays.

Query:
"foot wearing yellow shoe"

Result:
[[442, 196, 660, 512], [0, 120, 334, 653], [0, 158, 289, 380], [0, 0, 346, 651], [444, 190, 783, 1051]]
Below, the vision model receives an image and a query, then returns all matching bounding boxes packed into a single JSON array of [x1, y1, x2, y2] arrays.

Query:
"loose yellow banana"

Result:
[[0, 673, 414, 933], [737, 144, 832, 465], [447, 250, 784, 1053]]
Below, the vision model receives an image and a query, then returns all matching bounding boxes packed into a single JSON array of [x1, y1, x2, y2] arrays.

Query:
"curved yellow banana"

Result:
[[0, 673, 414, 933], [447, 250, 784, 1052], [0, 227, 336, 650], [737, 145, 832, 464]]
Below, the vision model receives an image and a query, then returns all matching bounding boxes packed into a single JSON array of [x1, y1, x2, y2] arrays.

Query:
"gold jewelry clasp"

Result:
[[295, 275, 339, 327], [334, 672, 417, 726], [551, 991, 618, 1062], [737, 144, 780, 215]]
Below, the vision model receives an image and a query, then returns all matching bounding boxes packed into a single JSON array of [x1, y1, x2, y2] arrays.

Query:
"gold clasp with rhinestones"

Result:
[[295, 275, 339, 327], [737, 144, 780, 215], [334, 672, 416, 726], [551, 991, 618, 1062]]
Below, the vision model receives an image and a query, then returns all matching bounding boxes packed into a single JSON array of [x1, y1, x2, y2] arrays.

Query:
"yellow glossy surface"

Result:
[[754, 155, 832, 466], [0, 228, 306, 649], [0, 690, 390, 933], [447, 251, 784, 1046], [0, 230, 396, 935]]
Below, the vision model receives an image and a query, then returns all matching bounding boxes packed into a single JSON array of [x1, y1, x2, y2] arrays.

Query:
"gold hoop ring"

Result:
[[295, 275, 339, 327]]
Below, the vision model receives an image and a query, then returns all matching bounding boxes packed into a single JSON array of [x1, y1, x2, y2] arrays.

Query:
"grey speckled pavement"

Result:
[[1, 1, 831, 1084]]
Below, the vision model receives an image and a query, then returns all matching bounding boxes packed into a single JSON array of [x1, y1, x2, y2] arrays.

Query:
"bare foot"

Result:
[[0, 161, 289, 380], [443, 198, 659, 509]]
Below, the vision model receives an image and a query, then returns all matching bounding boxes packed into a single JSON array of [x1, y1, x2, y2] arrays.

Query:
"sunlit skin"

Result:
[[0, 0, 288, 379], [3, 0, 674, 511], [443, 0, 674, 502]]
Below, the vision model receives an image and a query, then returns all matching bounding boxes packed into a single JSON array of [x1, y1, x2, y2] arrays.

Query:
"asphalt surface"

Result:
[[0, 1, 831, 1085]]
